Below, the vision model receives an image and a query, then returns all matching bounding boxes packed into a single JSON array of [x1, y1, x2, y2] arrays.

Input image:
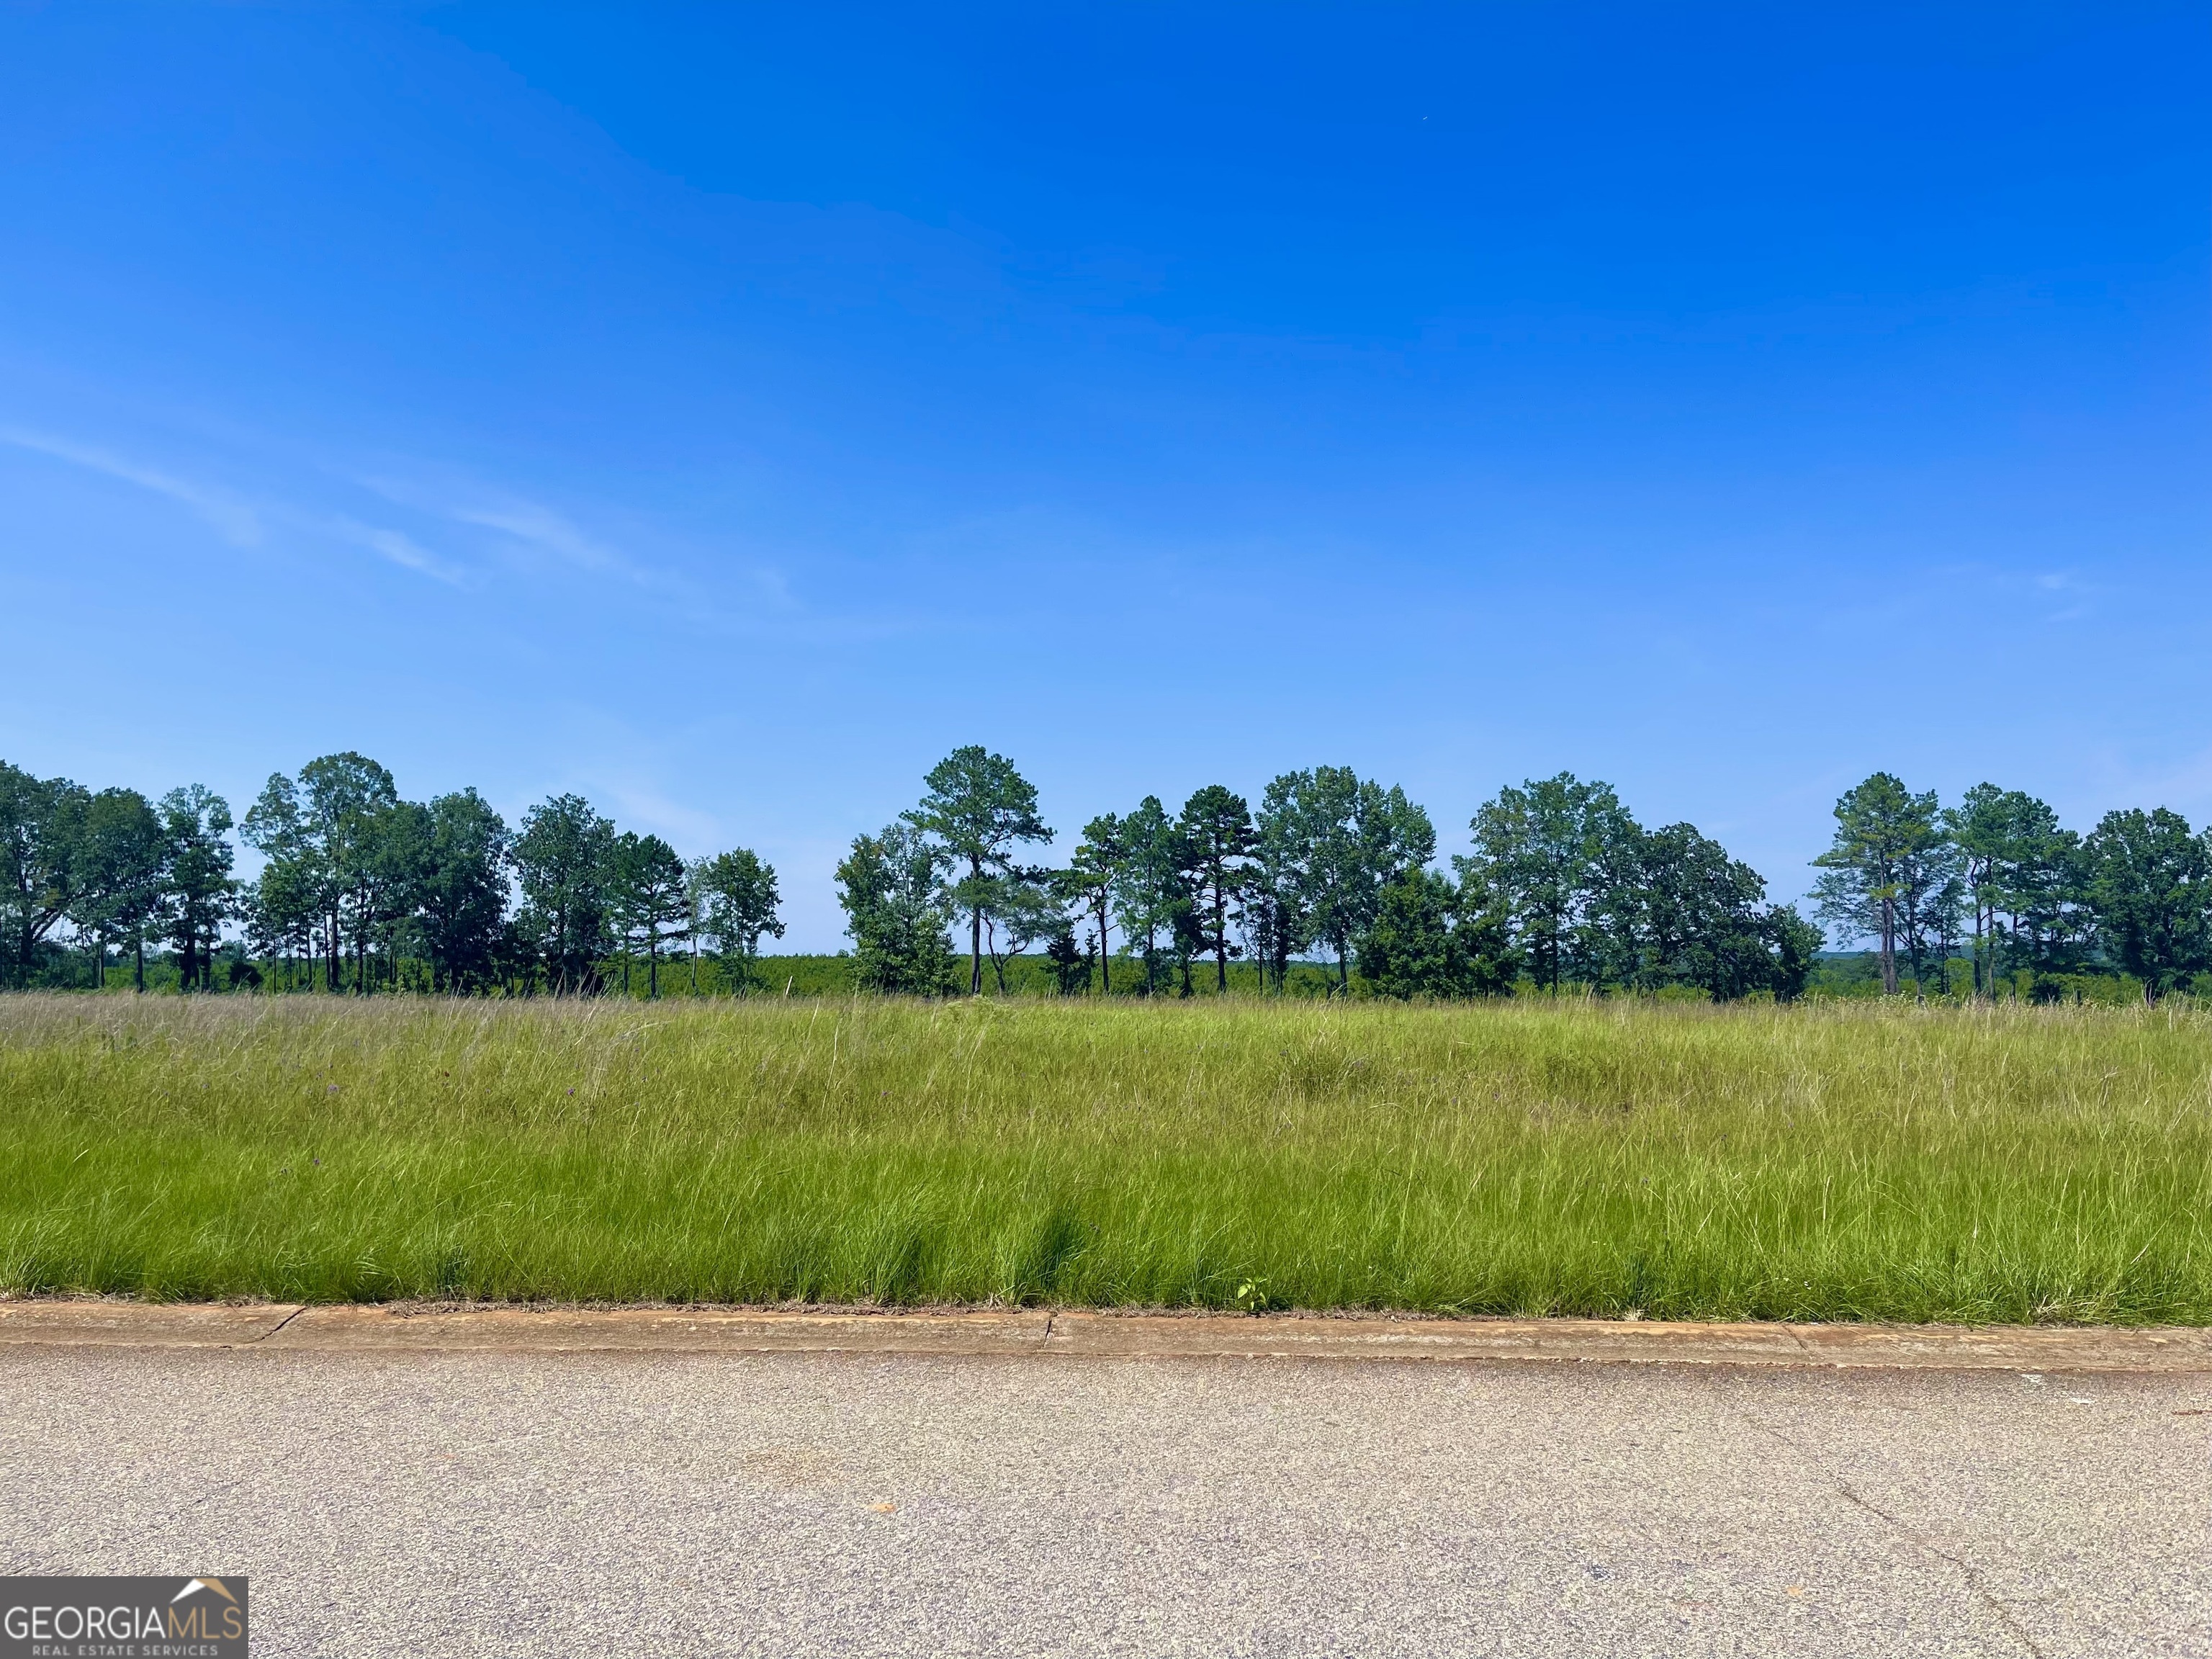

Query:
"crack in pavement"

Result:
[[249, 1305, 309, 1344], [1719, 1382, 2048, 1659], [1820, 1473, 2049, 1659]]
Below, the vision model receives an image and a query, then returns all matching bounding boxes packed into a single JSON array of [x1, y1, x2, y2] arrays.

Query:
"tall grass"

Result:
[[2, 992, 2208, 1322]]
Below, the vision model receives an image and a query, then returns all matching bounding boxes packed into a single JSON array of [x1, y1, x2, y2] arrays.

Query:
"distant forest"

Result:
[[6, 747, 2211, 1004]]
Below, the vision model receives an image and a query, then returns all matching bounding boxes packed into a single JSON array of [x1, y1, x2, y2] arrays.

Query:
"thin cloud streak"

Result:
[[454, 499, 629, 575], [357, 468, 840, 637], [323, 516, 469, 585], [1, 423, 476, 586], [1, 424, 262, 546]]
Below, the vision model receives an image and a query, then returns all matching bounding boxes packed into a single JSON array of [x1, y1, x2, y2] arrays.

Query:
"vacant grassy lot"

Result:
[[2, 993, 2208, 1322]]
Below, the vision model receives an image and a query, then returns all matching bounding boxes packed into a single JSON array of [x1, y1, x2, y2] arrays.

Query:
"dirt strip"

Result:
[[2, 1300, 2208, 1370]]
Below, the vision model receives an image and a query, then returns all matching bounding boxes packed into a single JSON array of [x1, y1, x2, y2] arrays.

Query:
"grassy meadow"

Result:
[[2, 992, 2209, 1323]]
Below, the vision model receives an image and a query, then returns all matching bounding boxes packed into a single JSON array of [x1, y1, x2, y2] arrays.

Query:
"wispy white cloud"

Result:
[[323, 516, 468, 585], [11, 421, 821, 631], [2, 424, 477, 586], [359, 472, 677, 590], [1, 425, 261, 546], [454, 498, 629, 575], [359, 470, 825, 634]]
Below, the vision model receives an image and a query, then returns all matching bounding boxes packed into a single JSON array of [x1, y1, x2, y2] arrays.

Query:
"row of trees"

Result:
[[0, 754, 783, 994], [15, 746, 2212, 1003], [835, 748, 1821, 1001], [1, 763, 235, 992], [1812, 773, 2212, 1002]]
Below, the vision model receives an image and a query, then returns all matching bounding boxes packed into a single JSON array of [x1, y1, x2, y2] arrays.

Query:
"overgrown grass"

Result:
[[2, 992, 2208, 1323]]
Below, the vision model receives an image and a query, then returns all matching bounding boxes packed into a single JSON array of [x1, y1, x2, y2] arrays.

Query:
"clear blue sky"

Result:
[[3, 4, 2206, 948]]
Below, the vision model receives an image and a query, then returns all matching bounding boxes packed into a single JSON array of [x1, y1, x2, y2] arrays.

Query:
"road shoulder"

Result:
[[3, 1299, 2208, 1370]]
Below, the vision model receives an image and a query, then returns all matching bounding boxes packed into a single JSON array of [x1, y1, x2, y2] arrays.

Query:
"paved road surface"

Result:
[[1, 1345, 2204, 1657]]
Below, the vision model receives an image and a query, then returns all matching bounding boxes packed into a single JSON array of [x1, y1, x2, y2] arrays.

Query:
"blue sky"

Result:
[[3, 4, 2207, 948]]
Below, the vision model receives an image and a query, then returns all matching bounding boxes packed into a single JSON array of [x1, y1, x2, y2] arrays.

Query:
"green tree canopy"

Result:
[[417, 789, 511, 992], [1458, 773, 1632, 994], [1631, 822, 1776, 1000], [905, 746, 1052, 996], [156, 785, 235, 993], [1264, 766, 1434, 993], [65, 786, 166, 990], [2082, 807, 2211, 1003], [512, 793, 617, 994], [691, 848, 785, 990], [243, 752, 402, 992], [836, 822, 956, 995], [1944, 784, 2086, 995], [1811, 773, 1943, 996], [1178, 785, 1255, 993], [1, 760, 90, 986], [611, 830, 690, 997], [1356, 868, 1516, 999], [1058, 812, 1125, 994], [1110, 795, 1190, 994]]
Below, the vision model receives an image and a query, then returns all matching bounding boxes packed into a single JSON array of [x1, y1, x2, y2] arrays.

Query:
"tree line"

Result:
[[7, 746, 2211, 1002], [1811, 773, 2212, 1003], [0, 753, 782, 994], [833, 747, 1819, 1000]]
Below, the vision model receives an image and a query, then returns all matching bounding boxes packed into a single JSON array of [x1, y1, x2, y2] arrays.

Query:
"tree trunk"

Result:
[[968, 859, 984, 996], [1879, 894, 1898, 996], [1095, 896, 1110, 994]]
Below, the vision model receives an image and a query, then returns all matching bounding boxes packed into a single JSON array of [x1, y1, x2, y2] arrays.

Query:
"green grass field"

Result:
[[3, 992, 2208, 1323]]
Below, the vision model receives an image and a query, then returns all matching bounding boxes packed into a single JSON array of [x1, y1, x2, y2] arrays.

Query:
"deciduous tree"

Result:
[[2083, 807, 2211, 1003], [1457, 773, 1629, 994], [836, 822, 956, 995], [417, 790, 511, 992], [0, 760, 88, 986], [512, 793, 617, 994], [1356, 868, 1516, 998], [1264, 766, 1434, 994], [1631, 822, 1775, 1000], [156, 785, 235, 992], [66, 787, 165, 990], [691, 848, 784, 992]]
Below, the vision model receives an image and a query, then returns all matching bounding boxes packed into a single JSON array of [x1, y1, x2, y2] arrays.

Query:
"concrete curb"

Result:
[[2, 1301, 2208, 1372]]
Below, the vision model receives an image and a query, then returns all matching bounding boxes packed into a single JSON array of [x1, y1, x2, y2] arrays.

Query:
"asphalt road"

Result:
[[1, 1345, 2204, 1658]]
